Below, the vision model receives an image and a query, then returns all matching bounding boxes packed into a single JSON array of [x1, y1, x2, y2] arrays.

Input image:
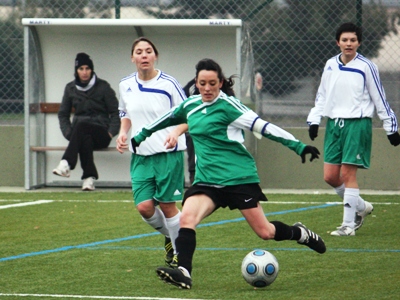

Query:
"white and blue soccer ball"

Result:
[[241, 249, 279, 288]]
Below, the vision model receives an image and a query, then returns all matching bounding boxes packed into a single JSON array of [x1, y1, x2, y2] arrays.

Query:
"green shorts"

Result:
[[130, 151, 184, 205], [324, 118, 372, 169]]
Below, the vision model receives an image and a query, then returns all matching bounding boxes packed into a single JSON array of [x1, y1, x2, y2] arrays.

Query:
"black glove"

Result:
[[301, 145, 320, 163], [388, 132, 400, 146], [131, 137, 138, 153], [308, 124, 319, 141]]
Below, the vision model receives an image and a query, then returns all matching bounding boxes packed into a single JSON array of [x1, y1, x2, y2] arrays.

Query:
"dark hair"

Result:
[[195, 58, 237, 96], [131, 37, 159, 56], [335, 22, 362, 42]]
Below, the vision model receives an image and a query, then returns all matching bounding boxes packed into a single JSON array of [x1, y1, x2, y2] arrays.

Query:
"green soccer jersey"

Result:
[[135, 91, 306, 186]]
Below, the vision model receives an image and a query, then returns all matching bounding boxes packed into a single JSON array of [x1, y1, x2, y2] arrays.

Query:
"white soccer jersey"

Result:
[[118, 70, 187, 155], [307, 53, 398, 134]]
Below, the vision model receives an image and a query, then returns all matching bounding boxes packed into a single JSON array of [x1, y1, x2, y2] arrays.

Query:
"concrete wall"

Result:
[[1, 126, 399, 190], [0, 126, 24, 186]]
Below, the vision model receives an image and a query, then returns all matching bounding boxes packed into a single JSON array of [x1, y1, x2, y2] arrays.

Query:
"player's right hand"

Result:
[[116, 134, 128, 154]]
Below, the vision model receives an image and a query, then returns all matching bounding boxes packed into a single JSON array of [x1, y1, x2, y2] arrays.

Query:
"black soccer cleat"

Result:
[[156, 266, 192, 289], [164, 237, 175, 266], [293, 222, 326, 254], [166, 254, 178, 268]]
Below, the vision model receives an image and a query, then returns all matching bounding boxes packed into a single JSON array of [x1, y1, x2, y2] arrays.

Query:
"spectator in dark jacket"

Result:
[[53, 52, 120, 191]]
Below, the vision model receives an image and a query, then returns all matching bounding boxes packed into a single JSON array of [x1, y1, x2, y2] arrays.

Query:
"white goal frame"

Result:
[[22, 18, 243, 189]]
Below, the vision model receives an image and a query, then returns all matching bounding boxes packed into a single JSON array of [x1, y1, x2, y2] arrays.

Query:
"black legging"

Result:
[[62, 121, 111, 180]]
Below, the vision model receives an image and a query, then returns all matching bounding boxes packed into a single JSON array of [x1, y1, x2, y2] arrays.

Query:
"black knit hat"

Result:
[[75, 52, 94, 72]]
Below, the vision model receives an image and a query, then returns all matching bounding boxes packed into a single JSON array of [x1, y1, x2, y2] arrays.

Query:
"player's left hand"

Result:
[[164, 132, 178, 149], [387, 132, 400, 146], [301, 145, 320, 163], [308, 124, 319, 141]]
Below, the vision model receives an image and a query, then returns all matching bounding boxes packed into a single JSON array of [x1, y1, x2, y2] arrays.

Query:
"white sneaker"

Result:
[[52, 160, 70, 177], [354, 201, 374, 230], [82, 177, 95, 191], [331, 226, 355, 236]]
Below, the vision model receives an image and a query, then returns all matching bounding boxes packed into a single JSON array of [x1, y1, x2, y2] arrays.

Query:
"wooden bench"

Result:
[[29, 102, 73, 114], [30, 146, 117, 152], [29, 102, 118, 152]]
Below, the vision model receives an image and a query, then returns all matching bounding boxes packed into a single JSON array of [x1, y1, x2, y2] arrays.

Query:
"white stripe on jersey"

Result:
[[220, 93, 249, 114], [160, 73, 187, 100]]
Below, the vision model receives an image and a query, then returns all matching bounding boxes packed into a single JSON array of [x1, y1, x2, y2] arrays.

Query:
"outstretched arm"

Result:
[[252, 117, 320, 163]]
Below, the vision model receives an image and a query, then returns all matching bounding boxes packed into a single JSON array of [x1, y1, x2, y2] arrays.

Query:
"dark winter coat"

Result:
[[58, 76, 120, 140]]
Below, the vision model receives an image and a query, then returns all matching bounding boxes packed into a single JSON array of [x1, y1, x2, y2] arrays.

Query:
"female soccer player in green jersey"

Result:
[[131, 58, 326, 289]]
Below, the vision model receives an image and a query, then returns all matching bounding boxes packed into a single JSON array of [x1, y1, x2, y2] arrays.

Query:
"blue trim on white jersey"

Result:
[[120, 72, 136, 83], [160, 72, 187, 101], [250, 117, 259, 132], [133, 74, 172, 107], [120, 71, 186, 109], [338, 64, 366, 87], [358, 55, 391, 115], [262, 123, 269, 134]]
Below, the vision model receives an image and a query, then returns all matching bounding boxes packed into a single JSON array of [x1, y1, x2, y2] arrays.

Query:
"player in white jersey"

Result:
[[307, 22, 400, 236], [131, 58, 326, 289], [116, 37, 187, 268]]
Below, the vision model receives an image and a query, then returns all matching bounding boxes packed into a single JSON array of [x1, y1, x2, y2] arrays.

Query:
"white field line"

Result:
[[0, 200, 53, 209], [0, 294, 215, 300], [0, 199, 132, 203], [268, 201, 399, 205]]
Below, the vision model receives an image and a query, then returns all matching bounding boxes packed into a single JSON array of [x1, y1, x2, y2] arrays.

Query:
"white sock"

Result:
[[297, 227, 307, 243], [166, 210, 181, 255], [335, 184, 365, 212], [142, 206, 169, 236], [356, 195, 366, 212], [343, 188, 359, 228], [334, 183, 345, 199]]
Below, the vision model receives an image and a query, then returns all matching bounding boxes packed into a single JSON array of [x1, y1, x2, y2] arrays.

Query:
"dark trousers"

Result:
[[62, 121, 111, 180]]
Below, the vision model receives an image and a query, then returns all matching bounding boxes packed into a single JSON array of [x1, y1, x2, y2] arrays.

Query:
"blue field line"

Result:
[[86, 246, 400, 253], [0, 203, 335, 263], [198, 203, 335, 227]]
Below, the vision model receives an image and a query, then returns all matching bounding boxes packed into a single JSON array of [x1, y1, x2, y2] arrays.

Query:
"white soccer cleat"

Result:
[[354, 201, 374, 231], [82, 177, 95, 191], [52, 159, 70, 177], [331, 226, 355, 236]]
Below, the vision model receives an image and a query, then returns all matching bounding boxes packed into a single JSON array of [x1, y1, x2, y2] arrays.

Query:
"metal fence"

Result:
[[1, 0, 400, 127]]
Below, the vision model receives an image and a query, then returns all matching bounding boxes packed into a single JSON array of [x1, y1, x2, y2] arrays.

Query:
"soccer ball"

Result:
[[241, 249, 279, 288]]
